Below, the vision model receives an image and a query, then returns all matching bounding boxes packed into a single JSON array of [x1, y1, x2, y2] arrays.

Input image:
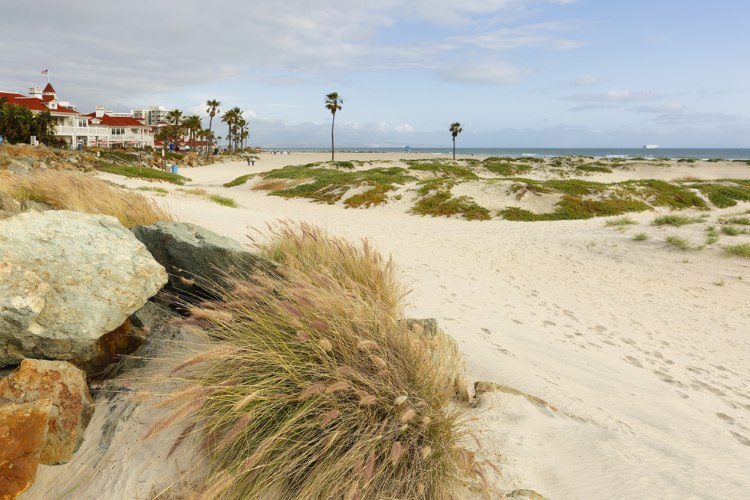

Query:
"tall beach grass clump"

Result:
[[148, 224, 485, 499], [0, 169, 172, 228]]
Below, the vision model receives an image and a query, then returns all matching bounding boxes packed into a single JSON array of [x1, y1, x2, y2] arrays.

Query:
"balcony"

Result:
[[54, 125, 109, 137]]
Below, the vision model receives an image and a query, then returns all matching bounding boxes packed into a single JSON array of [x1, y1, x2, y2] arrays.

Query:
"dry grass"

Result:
[[251, 178, 306, 192], [148, 224, 485, 499], [0, 169, 172, 228]]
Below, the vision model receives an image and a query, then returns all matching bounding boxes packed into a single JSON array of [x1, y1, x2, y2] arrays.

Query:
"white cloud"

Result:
[[439, 62, 522, 84]]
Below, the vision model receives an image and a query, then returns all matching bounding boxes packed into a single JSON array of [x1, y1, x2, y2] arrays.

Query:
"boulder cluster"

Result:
[[0, 208, 270, 498]]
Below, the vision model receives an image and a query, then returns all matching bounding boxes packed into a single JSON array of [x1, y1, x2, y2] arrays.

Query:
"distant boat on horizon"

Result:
[[643, 144, 660, 149]]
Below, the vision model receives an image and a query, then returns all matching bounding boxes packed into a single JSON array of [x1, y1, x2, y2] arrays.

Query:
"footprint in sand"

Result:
[[730, 431, 750, 446], [716, 413, 735, 425], [624, 356, 643, 368]]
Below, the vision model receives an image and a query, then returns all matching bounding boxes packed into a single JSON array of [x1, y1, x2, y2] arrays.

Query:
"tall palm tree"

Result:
[[325, 92, 343, 161], [183, 115, 202, 151], [221, 108, 237, 152], [449, 122, 463, 160], [206, 99, 220, 155], [167, 109, 183, 150]]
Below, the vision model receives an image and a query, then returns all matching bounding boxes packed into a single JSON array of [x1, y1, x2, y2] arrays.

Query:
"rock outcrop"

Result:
[[0, 399, 52, 499], [0, 359, 94, 465], [132, 221, 277, 299], [0, 211, 167, 370]]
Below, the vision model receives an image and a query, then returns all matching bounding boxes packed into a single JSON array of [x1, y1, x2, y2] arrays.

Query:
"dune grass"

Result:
[[95, 162, 191, 185], [690, 181, 750, 208], [177, 187, 208, 196], [633, 232, 650, 241], [576, 162, 613, 173], [722, 216, 750, 226], [482, 158, 532, 176], [411, 190, 491, 221], [0, 170, 172, 228], [706, 226, 720, 245], [137, 186, 169, 194], [721, 226, 747, 236], [652, 214, 705, 227], [605, 216, 638, 227], [665, 235, 693, 251], [500, 196, 650, 221], [147, 224, 484, 498], [224, 174, 254, 187], [263, 164, 415, 207], [723, 243, 750, 258], [207, 194, 238, 208]]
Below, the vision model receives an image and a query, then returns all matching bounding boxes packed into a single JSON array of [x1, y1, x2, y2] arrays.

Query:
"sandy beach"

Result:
[[94, 153, 750, 498]]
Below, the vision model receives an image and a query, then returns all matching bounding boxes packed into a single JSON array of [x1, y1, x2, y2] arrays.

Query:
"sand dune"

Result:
[[94, 153, 750, 499]]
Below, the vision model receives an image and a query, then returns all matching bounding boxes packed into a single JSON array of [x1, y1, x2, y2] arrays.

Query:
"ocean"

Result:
[[277, 147, 750, 160]]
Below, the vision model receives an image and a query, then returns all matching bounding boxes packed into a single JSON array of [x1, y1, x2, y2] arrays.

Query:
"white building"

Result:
[[0, 83, 154, 148]]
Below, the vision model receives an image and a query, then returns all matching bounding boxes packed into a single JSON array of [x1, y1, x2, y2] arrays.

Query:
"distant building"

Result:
[[132, 106, 172, 127], [0, 82, 154, 148]]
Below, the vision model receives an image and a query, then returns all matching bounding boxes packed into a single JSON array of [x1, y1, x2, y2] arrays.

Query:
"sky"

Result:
[[2, 0, 750, 148]]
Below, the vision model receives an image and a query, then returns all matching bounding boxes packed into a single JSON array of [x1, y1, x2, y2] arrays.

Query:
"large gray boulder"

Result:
[[132, 221, 277, 300], [0, 211, 167, 369]]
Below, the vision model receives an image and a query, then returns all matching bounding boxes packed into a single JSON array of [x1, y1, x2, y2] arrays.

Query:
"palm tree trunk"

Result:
[[207, 116, 214, 156], [452, 137, 456, 160], [331, 112, 336, 162]]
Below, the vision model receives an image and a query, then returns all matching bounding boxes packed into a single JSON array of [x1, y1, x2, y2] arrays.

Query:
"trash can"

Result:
[[171, 165, 178, 174]]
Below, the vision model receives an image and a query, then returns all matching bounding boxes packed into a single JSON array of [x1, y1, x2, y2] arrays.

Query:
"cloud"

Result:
[[450, 21, 583, 51], [632, 103, 748, 126], [568, 89, 661, 103], [572, 74, 607, 87], [438, 62, 522, 84], [0, 0, 582, 109]]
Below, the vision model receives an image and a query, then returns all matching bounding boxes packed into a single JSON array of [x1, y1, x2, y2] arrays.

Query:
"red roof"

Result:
[[43, 83, 56, 94], [84, 113, 148, 127], [0, 92, 78, 115]]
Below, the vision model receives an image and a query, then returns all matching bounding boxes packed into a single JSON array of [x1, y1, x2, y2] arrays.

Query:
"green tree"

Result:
[[221, 107, 243, 153], [325, 92, 343, 161], [206, 99, 220, 155], [183, 115, 202, 151], [449, 122, 462, 160], [0, 103, 34, 144], [33, 109, 56, 145], [166, 109, 183, 150]]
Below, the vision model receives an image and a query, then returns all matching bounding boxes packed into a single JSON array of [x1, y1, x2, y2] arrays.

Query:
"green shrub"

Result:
[[633, 232, 649, 241], [692, 182, 750, 208], [411, 191, 491, 220], [576, 163, 613, 173], [622, 180, 707, 209], [482, 159, 531, 176], [266, 165, 414, 206]]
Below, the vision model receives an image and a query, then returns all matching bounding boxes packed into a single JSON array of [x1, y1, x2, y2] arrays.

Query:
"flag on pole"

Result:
[[41, 69, 48, 74]]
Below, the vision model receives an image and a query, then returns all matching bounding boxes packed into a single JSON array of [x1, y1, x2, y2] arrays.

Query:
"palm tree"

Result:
[[449, 122, 463, 160], [325, 92, 343, 161], [206, 99, 220, 155], [167, 109, 183, 150], [221, 108, 237, 152], [183, 115, 202, 151]]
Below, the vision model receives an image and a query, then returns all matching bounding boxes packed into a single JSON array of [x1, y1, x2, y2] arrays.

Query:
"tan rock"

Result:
[[0, 359, 94, 464], [0, 398, 52, 499]]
